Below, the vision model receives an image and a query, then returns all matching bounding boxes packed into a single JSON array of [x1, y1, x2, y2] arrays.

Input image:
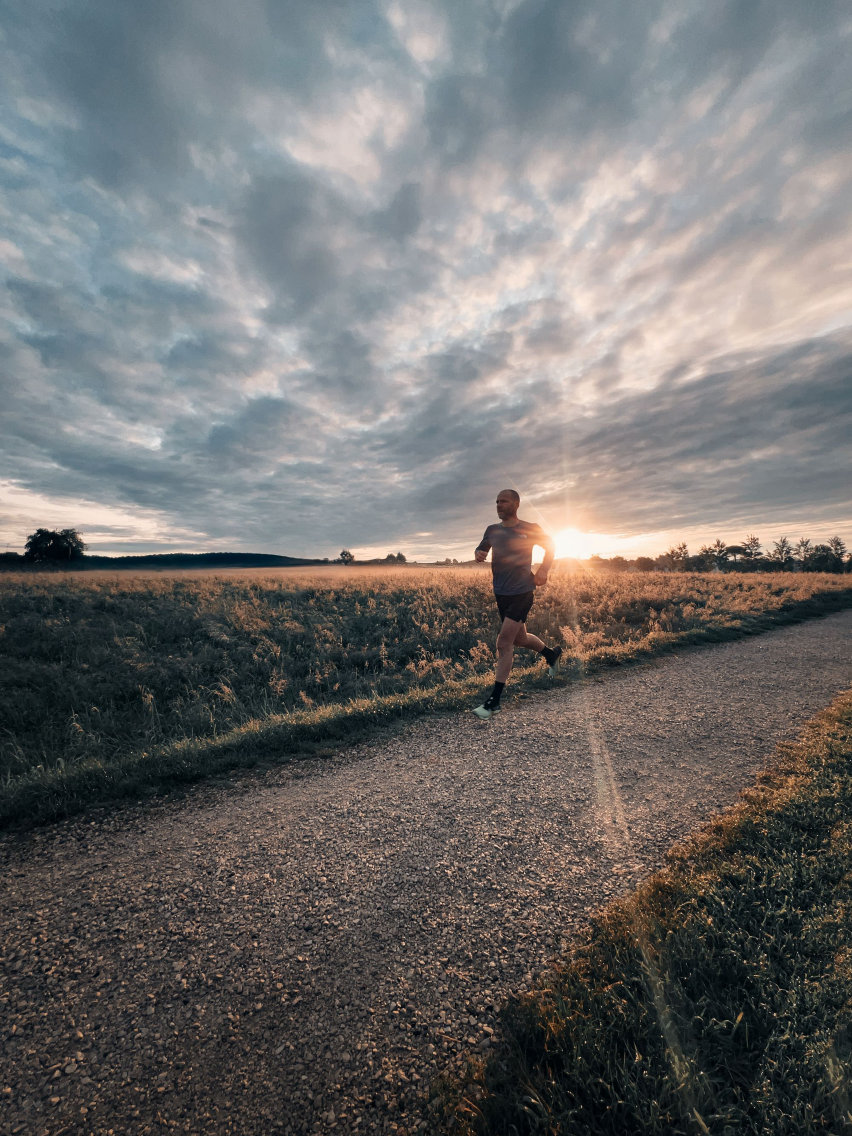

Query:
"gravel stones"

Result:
[[1, 610, 851, 1135]]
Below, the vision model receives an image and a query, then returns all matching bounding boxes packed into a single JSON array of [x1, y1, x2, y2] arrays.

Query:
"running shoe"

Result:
[[542, 645, 563, 677], [473, 699, 501, 719]]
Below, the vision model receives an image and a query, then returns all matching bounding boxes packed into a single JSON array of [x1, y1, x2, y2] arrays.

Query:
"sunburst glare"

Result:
[[554, 527, 620, 561]]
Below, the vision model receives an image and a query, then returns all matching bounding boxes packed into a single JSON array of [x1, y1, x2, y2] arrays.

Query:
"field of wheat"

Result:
[[2, 565, 850, 822]]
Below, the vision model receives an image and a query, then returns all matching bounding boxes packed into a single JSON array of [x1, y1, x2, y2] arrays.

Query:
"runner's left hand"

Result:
[[533, 568, 548, 587]]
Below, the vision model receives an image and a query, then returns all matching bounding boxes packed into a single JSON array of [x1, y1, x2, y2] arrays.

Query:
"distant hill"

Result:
[[0, 551, 330, 571], [83, 552, 330, 569]]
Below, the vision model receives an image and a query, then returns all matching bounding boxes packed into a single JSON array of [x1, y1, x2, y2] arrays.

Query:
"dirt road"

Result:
[[2, 611, 851, 1135]]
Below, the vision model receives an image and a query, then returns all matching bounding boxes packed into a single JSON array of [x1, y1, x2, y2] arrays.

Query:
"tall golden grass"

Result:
[[1, 565, 850, 821]]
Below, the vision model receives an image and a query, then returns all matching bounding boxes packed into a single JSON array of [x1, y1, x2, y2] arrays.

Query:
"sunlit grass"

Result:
[[1, 566, 850, 824], [436, 689, 852, 1135]]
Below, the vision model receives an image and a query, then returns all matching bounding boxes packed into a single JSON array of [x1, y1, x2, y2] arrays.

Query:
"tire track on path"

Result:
[[2, 610, 851, 1135]]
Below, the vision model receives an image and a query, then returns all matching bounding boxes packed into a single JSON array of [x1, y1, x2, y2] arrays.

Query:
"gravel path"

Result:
[[2, 611, 851, 1136]]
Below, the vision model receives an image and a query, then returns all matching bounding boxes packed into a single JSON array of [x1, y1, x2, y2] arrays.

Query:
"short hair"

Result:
[[499, 488, 520, 503]]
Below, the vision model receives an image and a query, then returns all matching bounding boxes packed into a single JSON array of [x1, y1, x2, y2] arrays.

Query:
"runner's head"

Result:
[[496, 489, 520, 522]]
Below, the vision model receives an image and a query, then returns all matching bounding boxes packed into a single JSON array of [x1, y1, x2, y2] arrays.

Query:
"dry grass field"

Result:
[[1, 565, 850, 824]]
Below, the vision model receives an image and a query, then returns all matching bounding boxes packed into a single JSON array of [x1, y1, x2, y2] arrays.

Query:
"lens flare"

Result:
[[553, 527, 614, 560]]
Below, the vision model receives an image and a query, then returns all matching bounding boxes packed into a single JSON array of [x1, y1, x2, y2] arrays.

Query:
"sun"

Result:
[[553, 527, 607, 561]]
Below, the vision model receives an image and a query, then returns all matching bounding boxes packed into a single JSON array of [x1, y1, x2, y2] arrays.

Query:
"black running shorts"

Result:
[[495, 591, 535, 623]]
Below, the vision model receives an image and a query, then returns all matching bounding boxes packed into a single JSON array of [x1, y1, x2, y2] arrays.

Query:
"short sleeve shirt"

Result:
[[476, 520, 549, 595]]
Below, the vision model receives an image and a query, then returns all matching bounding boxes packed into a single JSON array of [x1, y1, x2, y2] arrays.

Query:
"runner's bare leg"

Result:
[[495, 618, 520, 681], [514, 624, 545, 652], [496, 618, 545, 682]]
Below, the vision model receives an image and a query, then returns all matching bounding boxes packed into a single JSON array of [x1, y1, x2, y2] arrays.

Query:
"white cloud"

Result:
[[0, 480, 202, 552], [386, 0, 449, 67], [118, 247, 206, 287]]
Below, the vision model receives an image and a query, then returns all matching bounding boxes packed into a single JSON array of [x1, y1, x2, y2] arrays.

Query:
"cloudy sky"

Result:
[[1, 0, 850, 562]]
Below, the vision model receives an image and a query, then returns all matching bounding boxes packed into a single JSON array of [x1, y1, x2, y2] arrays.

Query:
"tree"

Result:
[[727, 545, 745, 563], [803, 544, 844, 573], [338, 549, 355, 565], [695, 545, 717, 572], [662, 542, 689, 571], [741, 534, 761, 560], [709, 539, 729, 570], [634, 556, 655, 572], [827, 535, 847, 559], [795, 537, 812, 564], [24, 528, 87, 563], [395, 552, 407, 563], [692, 548, 715, 571], [769, 537, 794, 570]]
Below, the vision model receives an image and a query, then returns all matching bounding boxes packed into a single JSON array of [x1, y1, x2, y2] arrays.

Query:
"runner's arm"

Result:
[[474, 530, 491, 563], [532, 527, 555, 585]]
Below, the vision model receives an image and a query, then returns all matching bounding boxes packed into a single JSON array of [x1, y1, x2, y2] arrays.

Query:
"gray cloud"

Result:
[[496, 0, 657, 131], [235, 168, 349, 317], [31, 0, 390, 189], [424, 74, 498, 166], [370, 181, 422, 242], [560, 335, 852, 531]]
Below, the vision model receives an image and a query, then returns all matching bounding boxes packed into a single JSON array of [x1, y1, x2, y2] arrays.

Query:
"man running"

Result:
[[472, 489, 562, 719]]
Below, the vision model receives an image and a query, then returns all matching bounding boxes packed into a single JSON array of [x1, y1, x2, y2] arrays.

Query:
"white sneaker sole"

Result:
[[473, 705, 500, 719]]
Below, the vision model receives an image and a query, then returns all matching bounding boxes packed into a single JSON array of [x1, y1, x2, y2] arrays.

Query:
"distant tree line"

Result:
[[2, 528, 848, 574], [0, 528, 328, 570], [0, 531, 410, 570], [334, 550, 407, 564], [589, 534, 850, 574]]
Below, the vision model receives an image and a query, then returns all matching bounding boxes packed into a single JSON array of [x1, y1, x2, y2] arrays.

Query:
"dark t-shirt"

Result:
[[476, 520, 552, 595]]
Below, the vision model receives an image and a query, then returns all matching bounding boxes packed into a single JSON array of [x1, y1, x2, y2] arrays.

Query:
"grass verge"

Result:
[[435, 688, 852, 1135]]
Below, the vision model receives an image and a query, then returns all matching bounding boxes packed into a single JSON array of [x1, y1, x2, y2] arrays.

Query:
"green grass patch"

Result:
[[437, 689, 852, 1135], [1, 567, 851, 826]]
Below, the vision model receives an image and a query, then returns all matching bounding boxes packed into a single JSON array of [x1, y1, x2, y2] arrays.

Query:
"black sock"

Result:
[[488, 681, 505, 705]]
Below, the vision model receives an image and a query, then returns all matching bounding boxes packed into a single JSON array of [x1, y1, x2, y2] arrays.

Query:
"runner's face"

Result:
[[496, 493, 518, 521]]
